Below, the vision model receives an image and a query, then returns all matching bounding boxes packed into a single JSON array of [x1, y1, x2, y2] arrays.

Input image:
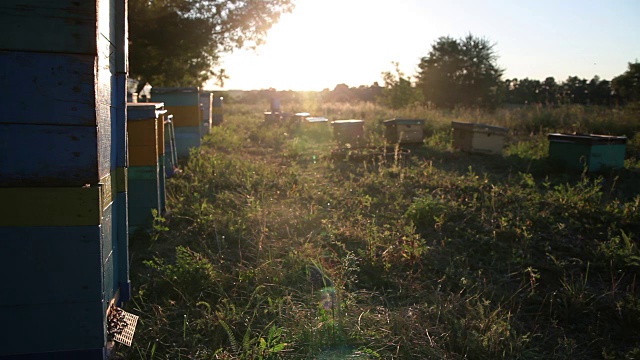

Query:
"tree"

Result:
[[541, 77, 559, 105], [379, 62, 420, 109], [587, 76, 612, 106], [503, 78, 542, 105], [612, 62, 640, 104], [416, 34, 503, 108], [129, 0, 294, 87]]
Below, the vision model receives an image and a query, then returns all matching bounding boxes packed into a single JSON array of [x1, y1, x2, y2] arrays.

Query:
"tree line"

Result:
[[377, 35, 640, 109], [127, 2, 639, 109], [323, 69, 636, 109]]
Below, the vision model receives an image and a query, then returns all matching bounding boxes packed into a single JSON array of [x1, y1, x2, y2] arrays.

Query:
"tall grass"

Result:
[[119, 102, 640, 359]]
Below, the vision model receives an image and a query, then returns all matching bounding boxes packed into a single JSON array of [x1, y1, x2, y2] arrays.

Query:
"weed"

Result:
[[118, 101, 640, 359]]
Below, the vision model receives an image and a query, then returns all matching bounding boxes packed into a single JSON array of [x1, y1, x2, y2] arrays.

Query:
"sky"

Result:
[[206, 0, 640, 91]]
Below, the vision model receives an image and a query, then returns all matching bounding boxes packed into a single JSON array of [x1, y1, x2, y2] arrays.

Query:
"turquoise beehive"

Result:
[[548, 133, 628, 172]]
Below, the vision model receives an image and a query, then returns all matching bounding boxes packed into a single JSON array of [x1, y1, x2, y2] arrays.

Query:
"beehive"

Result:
[[294, 112, 311, 123], [305, 116, 329, 124], [164, 114, 179, 178], [332, 120, 365, 147], [451, 121, 508, 155], [0, 1, 129, 357], [547, 133, 627, 172], [152, 87, 202, 158], [200, 91, 213, 136], [213, 95, 224, 125], [127, 103, 165, 230], [384, 118, 425, 144], [264, 111, 282, 123]]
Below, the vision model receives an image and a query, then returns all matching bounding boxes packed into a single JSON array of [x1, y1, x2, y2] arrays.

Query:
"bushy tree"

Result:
[[503, 76, 613, 106], [416, 34, 503, 108], [587, 76, 613, 106], [503, 78, 543, 105], [561, 76, 589, 104], [321, 83, 383, 103], [129, 0, 294, 87], [612, 62, 640, 104], [379, 62, 420, 109], [541, 77, 560, 104]]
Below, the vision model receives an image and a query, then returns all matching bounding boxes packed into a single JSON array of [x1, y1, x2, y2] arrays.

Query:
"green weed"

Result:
[[118, 102, 640, 359]]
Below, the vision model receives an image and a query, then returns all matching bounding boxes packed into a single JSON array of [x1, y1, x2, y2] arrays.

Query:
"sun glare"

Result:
[[210, 0, 640, 91], [213, 0, 434, 91]]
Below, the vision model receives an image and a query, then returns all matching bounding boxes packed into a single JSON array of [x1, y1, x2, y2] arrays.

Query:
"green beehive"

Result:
[[547, 133, 627, 172]]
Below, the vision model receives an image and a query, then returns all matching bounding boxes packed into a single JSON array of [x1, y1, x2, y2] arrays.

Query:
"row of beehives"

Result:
[[0, 2, 226, 357], [307, 117, 628, 172], [448, 122, 628, 172], [126, 87, 223, 230], [0, 85, 222, 357]]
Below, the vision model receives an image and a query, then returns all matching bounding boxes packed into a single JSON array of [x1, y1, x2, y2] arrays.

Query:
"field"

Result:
[[119, 100, 640, 359]]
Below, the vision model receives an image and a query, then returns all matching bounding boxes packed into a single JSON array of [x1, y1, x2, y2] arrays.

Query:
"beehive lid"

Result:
[[306, 117, 328, 123], [384, 118, 425, 125], [127, 102, 166, 120], [547, 133, 628, 145], [332, 119, 364, 124], [451, 121, 508, 135], [152, 87, 199, 93], [295, 112, 311, 117]]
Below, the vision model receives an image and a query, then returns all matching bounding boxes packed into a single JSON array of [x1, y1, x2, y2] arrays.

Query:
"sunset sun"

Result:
[[211, 0, 639, 91]]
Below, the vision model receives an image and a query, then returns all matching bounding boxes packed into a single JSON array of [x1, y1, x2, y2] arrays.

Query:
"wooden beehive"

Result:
[[152, 87, 202, 158], [331, 119, 365, 147], [0, 1, 129, 357], [164, 114, 179, 178], [305, 116, 329, 124], [213, 95, 224, 125], [547, 133, 627, 172], [127, 103, 165, 230], [384, 118, 425, 144], [264, 111, 282, 123], [294, 112, 311, 123], [452, 121, 508, 155], [157, 111, 167, 213], [200, 91, 213, 136]]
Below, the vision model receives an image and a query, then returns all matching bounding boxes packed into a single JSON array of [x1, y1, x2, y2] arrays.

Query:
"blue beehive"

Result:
[[151, 87, 202, 158], [127, 103, 166, 231], [0, 1, 130, 358], [548, 133, 628, 172]]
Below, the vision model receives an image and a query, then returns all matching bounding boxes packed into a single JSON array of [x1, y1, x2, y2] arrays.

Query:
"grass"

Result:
[[119, 101, 640, 359]]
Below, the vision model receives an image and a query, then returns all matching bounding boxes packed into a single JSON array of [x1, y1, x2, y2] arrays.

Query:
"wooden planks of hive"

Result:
[[0, 1, 129, 357]]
